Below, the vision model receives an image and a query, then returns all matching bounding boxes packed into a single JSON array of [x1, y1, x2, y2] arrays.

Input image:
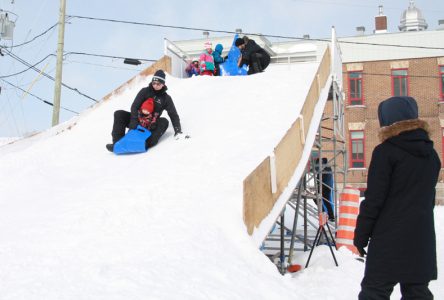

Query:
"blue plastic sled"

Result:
[[113, 125, 152, 155], [219, 34, 248, 76]]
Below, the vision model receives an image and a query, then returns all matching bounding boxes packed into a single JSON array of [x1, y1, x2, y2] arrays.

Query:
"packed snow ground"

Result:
[[0, 67, 443, 299]]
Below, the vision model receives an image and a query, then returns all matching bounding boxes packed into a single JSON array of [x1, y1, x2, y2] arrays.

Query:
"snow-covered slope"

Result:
[[1, 66, 443, 299]]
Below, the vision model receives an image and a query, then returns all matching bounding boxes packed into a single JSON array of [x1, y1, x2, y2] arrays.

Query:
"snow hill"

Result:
[[0, 66, 443, 299]]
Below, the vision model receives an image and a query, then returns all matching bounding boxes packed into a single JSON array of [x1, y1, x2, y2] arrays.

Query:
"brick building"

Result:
[[336, 2, 444, 202]]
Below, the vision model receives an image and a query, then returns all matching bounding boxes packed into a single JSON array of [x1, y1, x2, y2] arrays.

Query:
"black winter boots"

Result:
[[106, 144, 114, 152]]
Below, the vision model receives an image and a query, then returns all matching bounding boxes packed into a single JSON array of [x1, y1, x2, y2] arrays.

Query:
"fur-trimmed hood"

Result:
[[379, 119, 434, 157], [379, 119, 429, 142]]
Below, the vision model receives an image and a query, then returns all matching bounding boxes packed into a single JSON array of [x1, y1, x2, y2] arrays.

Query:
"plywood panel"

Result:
[[274, 120, 303, 195], [301, 81, 319, 136], [243, 157, 272, 235], [243, 47, 333, 236]]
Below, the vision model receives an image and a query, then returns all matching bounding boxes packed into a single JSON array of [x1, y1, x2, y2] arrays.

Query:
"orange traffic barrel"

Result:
[[336, 187, 360, 254]]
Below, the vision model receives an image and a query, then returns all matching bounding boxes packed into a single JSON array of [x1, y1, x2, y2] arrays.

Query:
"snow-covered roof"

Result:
[[171, 29, 444, 66], [338, 29, 444, 63]]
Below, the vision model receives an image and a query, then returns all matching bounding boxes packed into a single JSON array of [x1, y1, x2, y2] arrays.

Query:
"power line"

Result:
[[2, 48, 98, 103], [0, 53, 55, 78], [63, 51, 156, 63], [0, 90, 21, 136], [64, 59, 143, 71], [0, 78, 79, 114], [0, 48, 153, 78], [291, 0, 444, 13], [67, 14, 444, 51], [8, 22, 59, 48]]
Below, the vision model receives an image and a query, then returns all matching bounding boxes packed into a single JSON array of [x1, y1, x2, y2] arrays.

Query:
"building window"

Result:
[[440, 66, 444, 101], [350, 130, 365, 168], [391, 69, 409, 96], [348, 71, 363, 105], [442, 128, 444, 166]]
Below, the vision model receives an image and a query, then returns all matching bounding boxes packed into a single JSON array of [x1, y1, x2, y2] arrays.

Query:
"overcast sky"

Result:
[[1, 0, 443, 137]]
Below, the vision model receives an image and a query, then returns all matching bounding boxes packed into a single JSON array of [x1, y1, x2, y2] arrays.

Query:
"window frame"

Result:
[[348, 71, 364, 105], [391, 68, 409, 97], [442, 128, 444, 167], [349, 130, 365, 168], [439, 65, 444, 102]]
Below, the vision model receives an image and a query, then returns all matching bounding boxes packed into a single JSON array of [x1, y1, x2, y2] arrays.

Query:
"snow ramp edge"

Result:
[[243, 47, 333, 246]]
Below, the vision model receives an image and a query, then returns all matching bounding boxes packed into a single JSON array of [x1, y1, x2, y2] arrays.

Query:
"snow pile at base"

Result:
[[0, 67, 443, 299]]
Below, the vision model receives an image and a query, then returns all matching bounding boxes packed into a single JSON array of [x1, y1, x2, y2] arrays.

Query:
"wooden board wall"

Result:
[[243, 48, 331, 235]]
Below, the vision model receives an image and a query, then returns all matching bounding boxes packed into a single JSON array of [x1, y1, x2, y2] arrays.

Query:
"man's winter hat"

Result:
[[152, 69, 166, 85], [204, 41, 212, 50], [377, 96, 419, 127], [235, 38, 245, 47], [140, 98, 154, 114]]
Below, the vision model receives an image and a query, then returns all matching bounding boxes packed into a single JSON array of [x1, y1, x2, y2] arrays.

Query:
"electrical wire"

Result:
[[63, 51, 156, 63], [2, 48, 98, 103], [291, 0, 444, 13], [67, 14, 444, 51], [0, 78, 79, 114], [8, 22, 59, 48], [0, 53, 55, 78], [64, 59, 143, 71], [0, 50, 151, 79], [0, 90, 21, 136]]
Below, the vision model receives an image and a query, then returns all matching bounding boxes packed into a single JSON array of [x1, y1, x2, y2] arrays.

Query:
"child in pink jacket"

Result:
[[199, 41, 215, 76]]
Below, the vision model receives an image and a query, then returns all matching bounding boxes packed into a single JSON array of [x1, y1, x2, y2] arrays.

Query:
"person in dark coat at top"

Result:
[[235, 36, 270, 75], [106, 70, 185, 152], [354, 96, 440, 300]]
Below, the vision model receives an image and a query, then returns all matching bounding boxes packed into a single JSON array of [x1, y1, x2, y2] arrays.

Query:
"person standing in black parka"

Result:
[[106, 70, 184, 152], [235, 36, 270, 75], [354, 96, 440, 300]]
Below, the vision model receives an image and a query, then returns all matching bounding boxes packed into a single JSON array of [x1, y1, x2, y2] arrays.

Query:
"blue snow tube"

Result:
[[219, 34, 248, 76], [113, 125, 152, 155]]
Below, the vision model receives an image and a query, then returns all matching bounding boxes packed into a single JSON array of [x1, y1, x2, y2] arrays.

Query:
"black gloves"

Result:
[[357, 247, 367, 257], [354, 237, 368, 257]]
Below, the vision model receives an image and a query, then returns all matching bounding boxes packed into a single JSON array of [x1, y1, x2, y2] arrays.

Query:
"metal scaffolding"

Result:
[[261, 75, 347, 274]]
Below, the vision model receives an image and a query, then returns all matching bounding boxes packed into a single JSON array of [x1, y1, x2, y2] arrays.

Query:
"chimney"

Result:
[[356, 26, 366, 36], [374, 5, 388, 34]]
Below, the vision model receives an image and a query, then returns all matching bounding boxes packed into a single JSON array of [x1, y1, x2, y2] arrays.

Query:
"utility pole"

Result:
[[52, 0, 66, 126]]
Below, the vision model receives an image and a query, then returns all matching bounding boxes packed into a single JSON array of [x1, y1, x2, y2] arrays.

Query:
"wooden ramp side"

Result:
[[243, 47, 332, 239]]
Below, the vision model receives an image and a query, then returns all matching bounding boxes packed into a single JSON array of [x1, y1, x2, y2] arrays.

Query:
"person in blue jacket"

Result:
[[212, 44, 224, 76]]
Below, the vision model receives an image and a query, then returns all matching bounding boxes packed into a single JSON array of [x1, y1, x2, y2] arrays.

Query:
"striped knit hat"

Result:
[[152, 70, 166, 85]]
